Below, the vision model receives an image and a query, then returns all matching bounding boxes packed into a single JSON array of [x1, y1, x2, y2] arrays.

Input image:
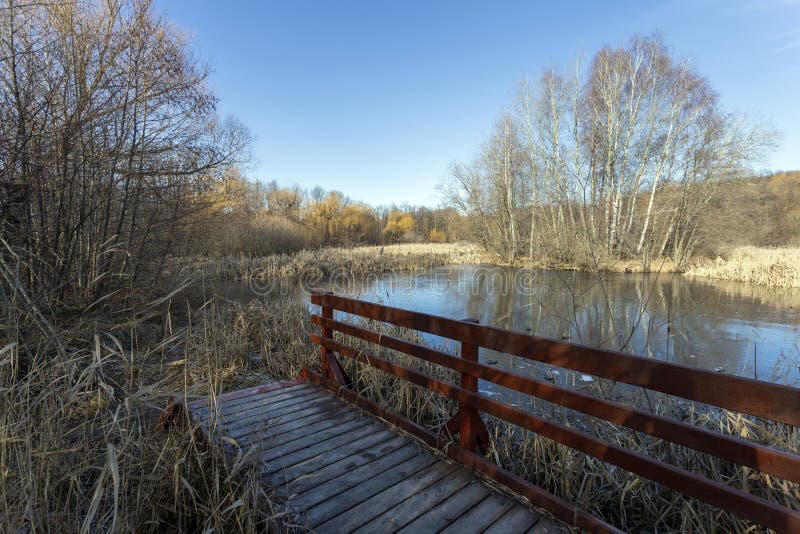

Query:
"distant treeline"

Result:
[[179, 171, 470, 257], [698, 171, 800, 252], [186, 168, 799, 264]]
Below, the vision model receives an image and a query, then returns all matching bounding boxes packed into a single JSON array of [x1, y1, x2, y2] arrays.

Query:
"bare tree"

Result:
[[0, 0, 249, 308], [445, 34, 775, 270]]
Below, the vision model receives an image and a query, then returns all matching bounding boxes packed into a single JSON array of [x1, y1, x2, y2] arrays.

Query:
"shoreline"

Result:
[[170, 243, 800, 289]]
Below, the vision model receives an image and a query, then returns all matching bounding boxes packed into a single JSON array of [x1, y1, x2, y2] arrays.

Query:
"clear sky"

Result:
[[157, 0, 800, 207]]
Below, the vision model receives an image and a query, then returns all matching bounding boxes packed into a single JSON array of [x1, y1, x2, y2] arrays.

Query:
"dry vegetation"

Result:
[[172, 242, 488, 282], [688, 246, 800, 287], [0, 286, 316, 532], [4, 263, 799, 531]]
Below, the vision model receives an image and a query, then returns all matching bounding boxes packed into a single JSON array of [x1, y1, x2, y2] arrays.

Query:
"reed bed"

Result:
[[171, 242, 486, 282], [688, 246, 800, 288], [0, 285, 316, 532]]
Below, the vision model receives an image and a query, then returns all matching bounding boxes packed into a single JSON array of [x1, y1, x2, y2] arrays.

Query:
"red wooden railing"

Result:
[[304, 291, 800, 533]]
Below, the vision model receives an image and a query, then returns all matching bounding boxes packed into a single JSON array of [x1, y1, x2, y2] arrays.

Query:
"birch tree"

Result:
[[444, 34, 774, 269]]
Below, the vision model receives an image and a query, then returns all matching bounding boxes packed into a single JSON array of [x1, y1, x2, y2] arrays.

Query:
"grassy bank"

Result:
[[687, 246, 800, 288], [172, 242, 487, 281], [174, 242, 800, 289]]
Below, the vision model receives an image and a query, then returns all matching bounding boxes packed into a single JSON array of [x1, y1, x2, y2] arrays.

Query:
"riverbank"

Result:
[[174, 242, 800, 288], [687, 246, 800, 288], [171, 242, 491, 281]]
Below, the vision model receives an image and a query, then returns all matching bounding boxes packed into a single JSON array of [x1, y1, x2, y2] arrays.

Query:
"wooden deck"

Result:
[[186, 380, 565, 533]]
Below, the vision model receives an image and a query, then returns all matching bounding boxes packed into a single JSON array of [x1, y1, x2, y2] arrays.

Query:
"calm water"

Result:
[[213, 265, 800, 391]]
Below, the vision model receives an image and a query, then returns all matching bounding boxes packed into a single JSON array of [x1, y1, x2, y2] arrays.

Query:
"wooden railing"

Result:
[[305, 291, 800, 533]]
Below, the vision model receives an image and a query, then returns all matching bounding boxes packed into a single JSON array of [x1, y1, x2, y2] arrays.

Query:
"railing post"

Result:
[[442, 318, 490, 453], [318, 292, 349, 386], [320, 299, 333, 375], [460, 318, 480, 396]]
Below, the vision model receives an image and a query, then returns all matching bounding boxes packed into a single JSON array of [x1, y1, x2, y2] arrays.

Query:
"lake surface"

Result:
[[215, 265, 800, 391]]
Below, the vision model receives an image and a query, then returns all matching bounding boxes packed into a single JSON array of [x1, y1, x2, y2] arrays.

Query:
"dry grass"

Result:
[[687, 246, 800, 288], [0, 278, 316, 532], [171, 242, 488, 282]]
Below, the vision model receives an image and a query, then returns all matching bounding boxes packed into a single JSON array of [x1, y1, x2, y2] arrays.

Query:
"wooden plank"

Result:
[[312, 315, 800, 483], [187, 380, 307, 410], [219, 395, 337, 434], [315, 461, 458, 532], [212, 389, 328, 424], [278, 435, 414, 497], [353, 468, 474, 532], [191, 382, 311, 413], [303, 454, 439, 527], [259, 417, 373, 463], [234, 408, 362, 451], [286, 441, 421, 506], [396, 479, 492, 533], [312, 335, 800, 533], [439, 493, 515, 533], [306, 368, 614, 533], [232, 403, 354, 444], [312, 293, 800, 426], [211, 387, 324, 419], [484, 504, 542, 533], [263, 422, 386, 476], [268, 429, 401, 489]]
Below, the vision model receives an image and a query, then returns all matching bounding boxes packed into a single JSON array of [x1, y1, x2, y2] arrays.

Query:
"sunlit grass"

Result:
[[171, 242, 488, 281], [688, 246, 800, 287]]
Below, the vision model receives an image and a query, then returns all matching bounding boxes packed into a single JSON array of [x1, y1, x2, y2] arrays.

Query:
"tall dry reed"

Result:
[[171, 242, 486, 282], [688, 246, 800, 288], [0, 271, 317, 532]]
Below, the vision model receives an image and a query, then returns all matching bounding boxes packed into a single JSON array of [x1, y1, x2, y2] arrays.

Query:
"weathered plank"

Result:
[[218, 394, 334, 432], [260, 417, 373, 463], [234, 403, 353, 443], [485, 504, 543, 533], [280, 436, 415, 497], [183, 380, 566, 533], [439, 493, 516, 533], [396, 480, 492, 533], [218, 398, 339, 440], [303, 454, 439, 527], [354, 468, 475, 532], [263, 421, 383, 476], [267, 430, 401, 489], [316, 461, 459, 532], [212, 388, 327, 421], [193, 383, 312, 414], [235, 408, 362, 452]]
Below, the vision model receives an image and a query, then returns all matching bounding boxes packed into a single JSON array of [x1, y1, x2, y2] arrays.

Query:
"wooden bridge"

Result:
[[165, 291, 800, 533]]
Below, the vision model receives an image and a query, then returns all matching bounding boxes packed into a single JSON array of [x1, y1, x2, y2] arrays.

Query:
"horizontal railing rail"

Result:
[[307, 291, 800, 533]]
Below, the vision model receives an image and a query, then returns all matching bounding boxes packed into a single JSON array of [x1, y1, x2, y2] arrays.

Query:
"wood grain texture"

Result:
[[185, 379, 566, 533]]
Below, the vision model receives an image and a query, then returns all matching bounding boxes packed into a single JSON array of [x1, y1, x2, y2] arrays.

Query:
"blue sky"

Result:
[[157, 0, 800, 206]]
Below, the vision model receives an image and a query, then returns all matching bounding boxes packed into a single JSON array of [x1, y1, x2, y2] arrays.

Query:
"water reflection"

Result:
[[211, 265, 800, 386]]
